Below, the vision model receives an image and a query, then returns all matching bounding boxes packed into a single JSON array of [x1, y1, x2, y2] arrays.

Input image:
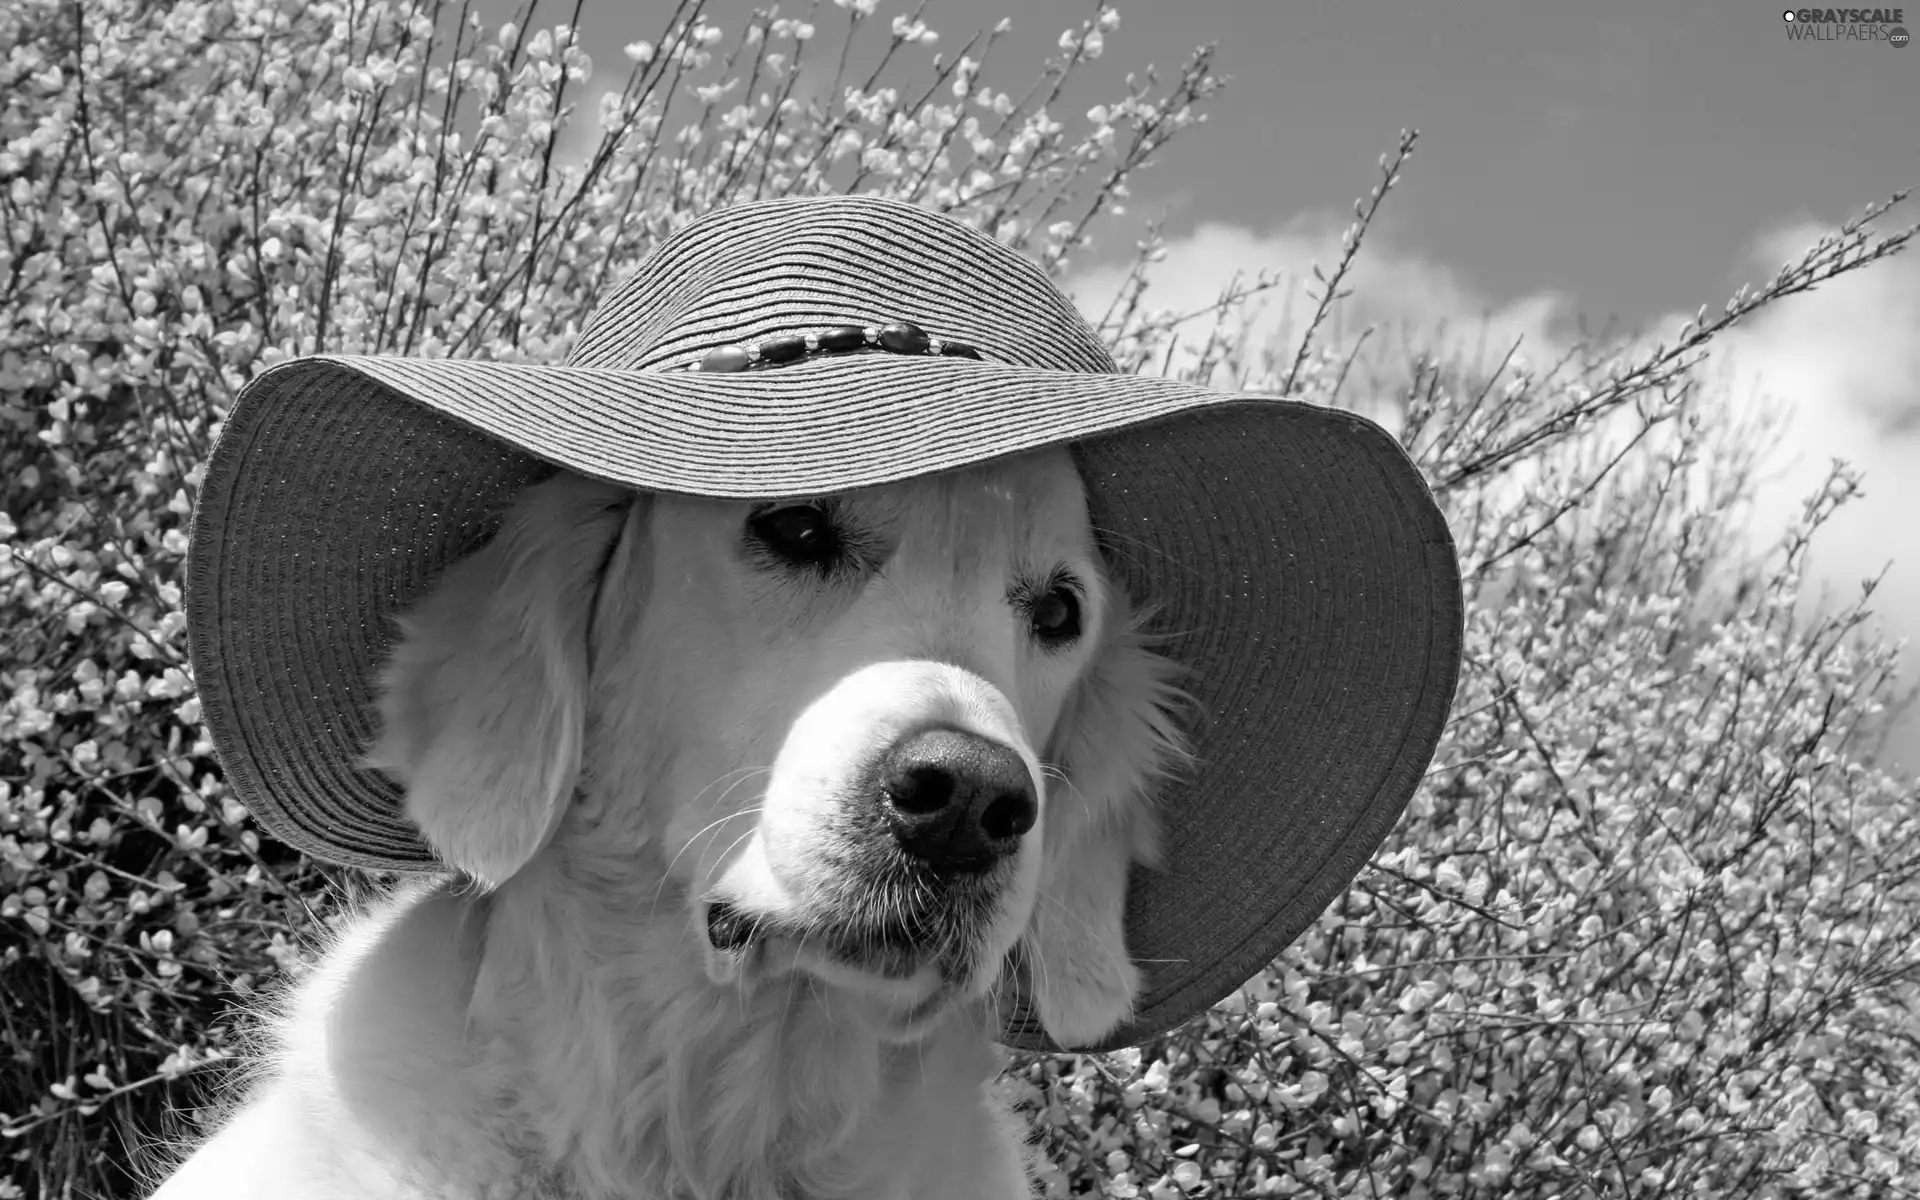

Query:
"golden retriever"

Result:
[[153, 448, 1190, 1199]]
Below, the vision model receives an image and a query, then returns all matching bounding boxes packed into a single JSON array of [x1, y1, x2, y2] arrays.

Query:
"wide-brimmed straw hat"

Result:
[[187, 193, 1461, 1053]]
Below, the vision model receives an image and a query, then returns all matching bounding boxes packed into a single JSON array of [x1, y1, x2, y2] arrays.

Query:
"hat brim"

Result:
[[187, 350, 1461, 1052]]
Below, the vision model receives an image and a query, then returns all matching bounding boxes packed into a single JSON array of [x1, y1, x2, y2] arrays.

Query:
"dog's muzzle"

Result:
[[699, 663, 1046, 999], [871, 726, 1036, 873]]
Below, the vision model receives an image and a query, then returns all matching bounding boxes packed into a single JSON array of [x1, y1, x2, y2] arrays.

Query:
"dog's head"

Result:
[[366, 452, 1189, 1047]]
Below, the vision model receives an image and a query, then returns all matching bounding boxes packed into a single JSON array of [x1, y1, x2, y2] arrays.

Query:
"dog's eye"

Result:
[[747, 502, 843, 569], [1029, 584, 1082, 646]]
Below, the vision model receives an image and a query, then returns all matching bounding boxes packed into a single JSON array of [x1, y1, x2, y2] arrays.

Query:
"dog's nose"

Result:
[[877, 727, 1037, 872]]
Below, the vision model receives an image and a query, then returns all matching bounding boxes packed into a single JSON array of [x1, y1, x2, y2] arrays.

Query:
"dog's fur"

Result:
[[152, 451, 1190, 1199]]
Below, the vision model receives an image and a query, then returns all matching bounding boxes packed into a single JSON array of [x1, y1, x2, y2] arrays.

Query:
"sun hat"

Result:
[[186, 193, 1462, 1053]]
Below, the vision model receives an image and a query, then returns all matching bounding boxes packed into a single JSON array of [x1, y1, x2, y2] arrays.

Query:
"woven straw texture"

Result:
[[187, 194, 1463, 1051]]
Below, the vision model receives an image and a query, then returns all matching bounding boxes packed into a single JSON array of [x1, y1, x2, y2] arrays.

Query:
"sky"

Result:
[[476, 0, 1919, 767]]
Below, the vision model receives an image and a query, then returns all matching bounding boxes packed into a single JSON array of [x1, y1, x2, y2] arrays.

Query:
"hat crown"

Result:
[[566, 195, 1119, 375]]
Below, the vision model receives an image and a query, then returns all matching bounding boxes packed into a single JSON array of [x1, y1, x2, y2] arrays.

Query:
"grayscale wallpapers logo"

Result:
[[1782, 7, 1910, 44]]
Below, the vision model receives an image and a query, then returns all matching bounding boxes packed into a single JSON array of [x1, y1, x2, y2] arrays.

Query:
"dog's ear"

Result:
[[1026, 597, 1191, 1048], [365, 474, 646, 887]]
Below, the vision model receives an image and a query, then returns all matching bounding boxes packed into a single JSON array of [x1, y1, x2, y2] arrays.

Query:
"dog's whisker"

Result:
[[1090, 518, 1205, 583], [1088, 521, 1207, 583], [667, 797, 769, 878], [687, 764, 773, 806], [696, 765, 774, 815], [678, 795, 770, 881], [692, 824, 764, 902], [647, 764, 772, 896], [647, 808, 765, 923], [647, 808, 769, 929]]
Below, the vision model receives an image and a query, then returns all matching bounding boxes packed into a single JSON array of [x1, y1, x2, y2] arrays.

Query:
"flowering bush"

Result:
[[2, 0, 1915, 1196]]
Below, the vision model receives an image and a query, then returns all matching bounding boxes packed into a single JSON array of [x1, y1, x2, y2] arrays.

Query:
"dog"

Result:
[[153, 448, 1191, 1199]]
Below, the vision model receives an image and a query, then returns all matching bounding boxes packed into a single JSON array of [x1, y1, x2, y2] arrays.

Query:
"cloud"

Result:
[[1681, 223, 1920, 768], [1703, 221, 1920, 434], [1070, 215, 1920, 771], [1069, 217, 1576, 390]]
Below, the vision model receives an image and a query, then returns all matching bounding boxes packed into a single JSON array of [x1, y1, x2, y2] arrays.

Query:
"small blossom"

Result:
[[889, 14, 936, 44]]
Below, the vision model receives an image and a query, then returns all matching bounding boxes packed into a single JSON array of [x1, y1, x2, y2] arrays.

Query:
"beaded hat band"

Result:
[[186, 194, 1462, 1054], [679, 321, 981, 373]]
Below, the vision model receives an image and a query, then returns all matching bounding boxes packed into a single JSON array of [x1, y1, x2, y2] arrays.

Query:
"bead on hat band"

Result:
[[676, 320, 982, 373]]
